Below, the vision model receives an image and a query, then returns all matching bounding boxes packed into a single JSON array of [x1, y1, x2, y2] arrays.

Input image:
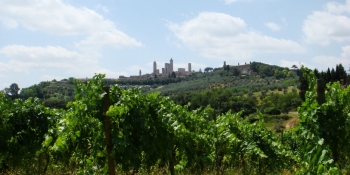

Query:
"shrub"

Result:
[[264, 107, 281, 115]]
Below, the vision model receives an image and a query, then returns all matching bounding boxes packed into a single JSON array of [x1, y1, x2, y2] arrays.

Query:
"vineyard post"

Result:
[[317, 79, 325, 105], [103, 86, 116, 175], [214, 111, 219, 175], [169, 133, 175, 175]]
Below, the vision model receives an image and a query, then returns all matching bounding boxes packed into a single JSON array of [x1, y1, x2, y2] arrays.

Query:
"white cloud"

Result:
[[325, 0, 350, 14], [76, 30, 142, 49], [303, 0, 350, 45], [279, 60, 312, 69], [1, 19, 18, 29], [0, 0, 142, 49], [0, 0, 112, 35], [312, 45, 350, 71], [96, 4, 109, 13], [168, 12, 304, 60], [0, 45, 124, 77], [265, 22, 280, 31]]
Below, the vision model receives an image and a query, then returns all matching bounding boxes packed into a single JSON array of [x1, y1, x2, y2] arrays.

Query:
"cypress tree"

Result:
[[335, 64, 340, 81], [313, 68, 320, 78], [338, 64, 347, 84], [299, 69, 309, 101], [326, 68, 331, 84], [331, 68, 336, 83]]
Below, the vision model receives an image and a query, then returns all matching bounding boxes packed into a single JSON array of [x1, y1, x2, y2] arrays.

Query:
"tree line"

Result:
[[299, 63, 348, 101]]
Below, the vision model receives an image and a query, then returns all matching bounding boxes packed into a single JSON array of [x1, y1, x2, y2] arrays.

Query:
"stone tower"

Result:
[[165, 63, 169, 75], [224, 61, 226, 67], [188, 63, 191, 72], [170, 58, 173, 73], [153, 61, 157, 74], [139, 70, 141, 76]]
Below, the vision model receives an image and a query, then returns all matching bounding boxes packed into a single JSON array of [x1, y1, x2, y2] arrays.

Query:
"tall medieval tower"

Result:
[[153, 61, 157, 74], [170, 58, 173, 73], [188, 63, 191, 72]]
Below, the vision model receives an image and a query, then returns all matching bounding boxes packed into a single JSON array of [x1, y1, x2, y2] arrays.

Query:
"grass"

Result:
[[263, 111, 300, 131]]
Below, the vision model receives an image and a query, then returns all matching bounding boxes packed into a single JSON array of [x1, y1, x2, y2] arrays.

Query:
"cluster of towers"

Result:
[[153, 58, 192, 76], [120, 58, 192, 80]]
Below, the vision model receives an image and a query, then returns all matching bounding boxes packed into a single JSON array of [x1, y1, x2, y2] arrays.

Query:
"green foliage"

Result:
[[171, 88, 257, 117], [2, 70, 350, 174], [0, 91, 59, 173], [299, 63, 348, 102], [20, 80, 75, 109], [259, 92, 301, 114], [250, 62, 292, 78], [3, 83, 20, 99], [264, 107, 281, 115], [295, 66, 350, 174]]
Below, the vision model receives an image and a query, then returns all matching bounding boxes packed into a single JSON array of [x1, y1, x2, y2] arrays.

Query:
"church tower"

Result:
[[170, 58, 173, 73], [153, 61, 157, 74]]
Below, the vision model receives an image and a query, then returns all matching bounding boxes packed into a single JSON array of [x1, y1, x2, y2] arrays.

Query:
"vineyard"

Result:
[[1, 67, 350, 174]]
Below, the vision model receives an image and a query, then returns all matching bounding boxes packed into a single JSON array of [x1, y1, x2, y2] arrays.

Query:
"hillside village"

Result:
[[117, 58, 259, 81]]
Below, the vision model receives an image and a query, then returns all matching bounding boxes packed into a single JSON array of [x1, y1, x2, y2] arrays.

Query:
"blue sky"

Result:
[[1, 0, 350, 89]]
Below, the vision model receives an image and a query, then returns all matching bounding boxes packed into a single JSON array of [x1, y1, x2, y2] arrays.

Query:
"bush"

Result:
[[262, 114, 290, 123], [264, 107, 281, 115]]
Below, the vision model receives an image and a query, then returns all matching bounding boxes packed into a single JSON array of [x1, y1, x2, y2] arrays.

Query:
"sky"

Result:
[[1, 0, 350, 89]]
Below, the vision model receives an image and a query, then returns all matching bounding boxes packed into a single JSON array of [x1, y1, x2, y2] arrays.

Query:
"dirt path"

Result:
[[283, 114, 300, 130]]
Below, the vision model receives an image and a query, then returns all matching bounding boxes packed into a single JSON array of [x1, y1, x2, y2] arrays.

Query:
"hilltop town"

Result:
[[118, 58, 192, 80], [117, 58, 257, 81]]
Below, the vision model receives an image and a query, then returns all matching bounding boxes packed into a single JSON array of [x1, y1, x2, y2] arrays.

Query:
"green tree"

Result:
[[298, 67, 310, 101], [204, 67, 213, 73], [4, 83, 20, 99], [68, 77, 75, 84], [232, 67, 240, 76]]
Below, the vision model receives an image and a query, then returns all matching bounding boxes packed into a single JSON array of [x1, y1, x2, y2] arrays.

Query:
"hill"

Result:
[[12, 62, 300, 111]]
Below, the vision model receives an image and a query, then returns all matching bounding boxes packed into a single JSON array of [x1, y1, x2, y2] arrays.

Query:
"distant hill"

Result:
[[144, 61, 299, 96], [16, 62, 299, 108]]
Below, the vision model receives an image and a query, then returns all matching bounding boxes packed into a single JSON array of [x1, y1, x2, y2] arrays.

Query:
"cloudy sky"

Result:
[[1, 0, 350, 89]]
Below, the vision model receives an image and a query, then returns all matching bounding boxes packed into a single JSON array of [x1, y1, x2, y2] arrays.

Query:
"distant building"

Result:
[[165, 63, 169, 75], [118, 58, 192, 80], [178, 68, 185, 73], [224, 61, 257, 76], [153, 61, 157, 74], [170, 58, 173, 73]]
